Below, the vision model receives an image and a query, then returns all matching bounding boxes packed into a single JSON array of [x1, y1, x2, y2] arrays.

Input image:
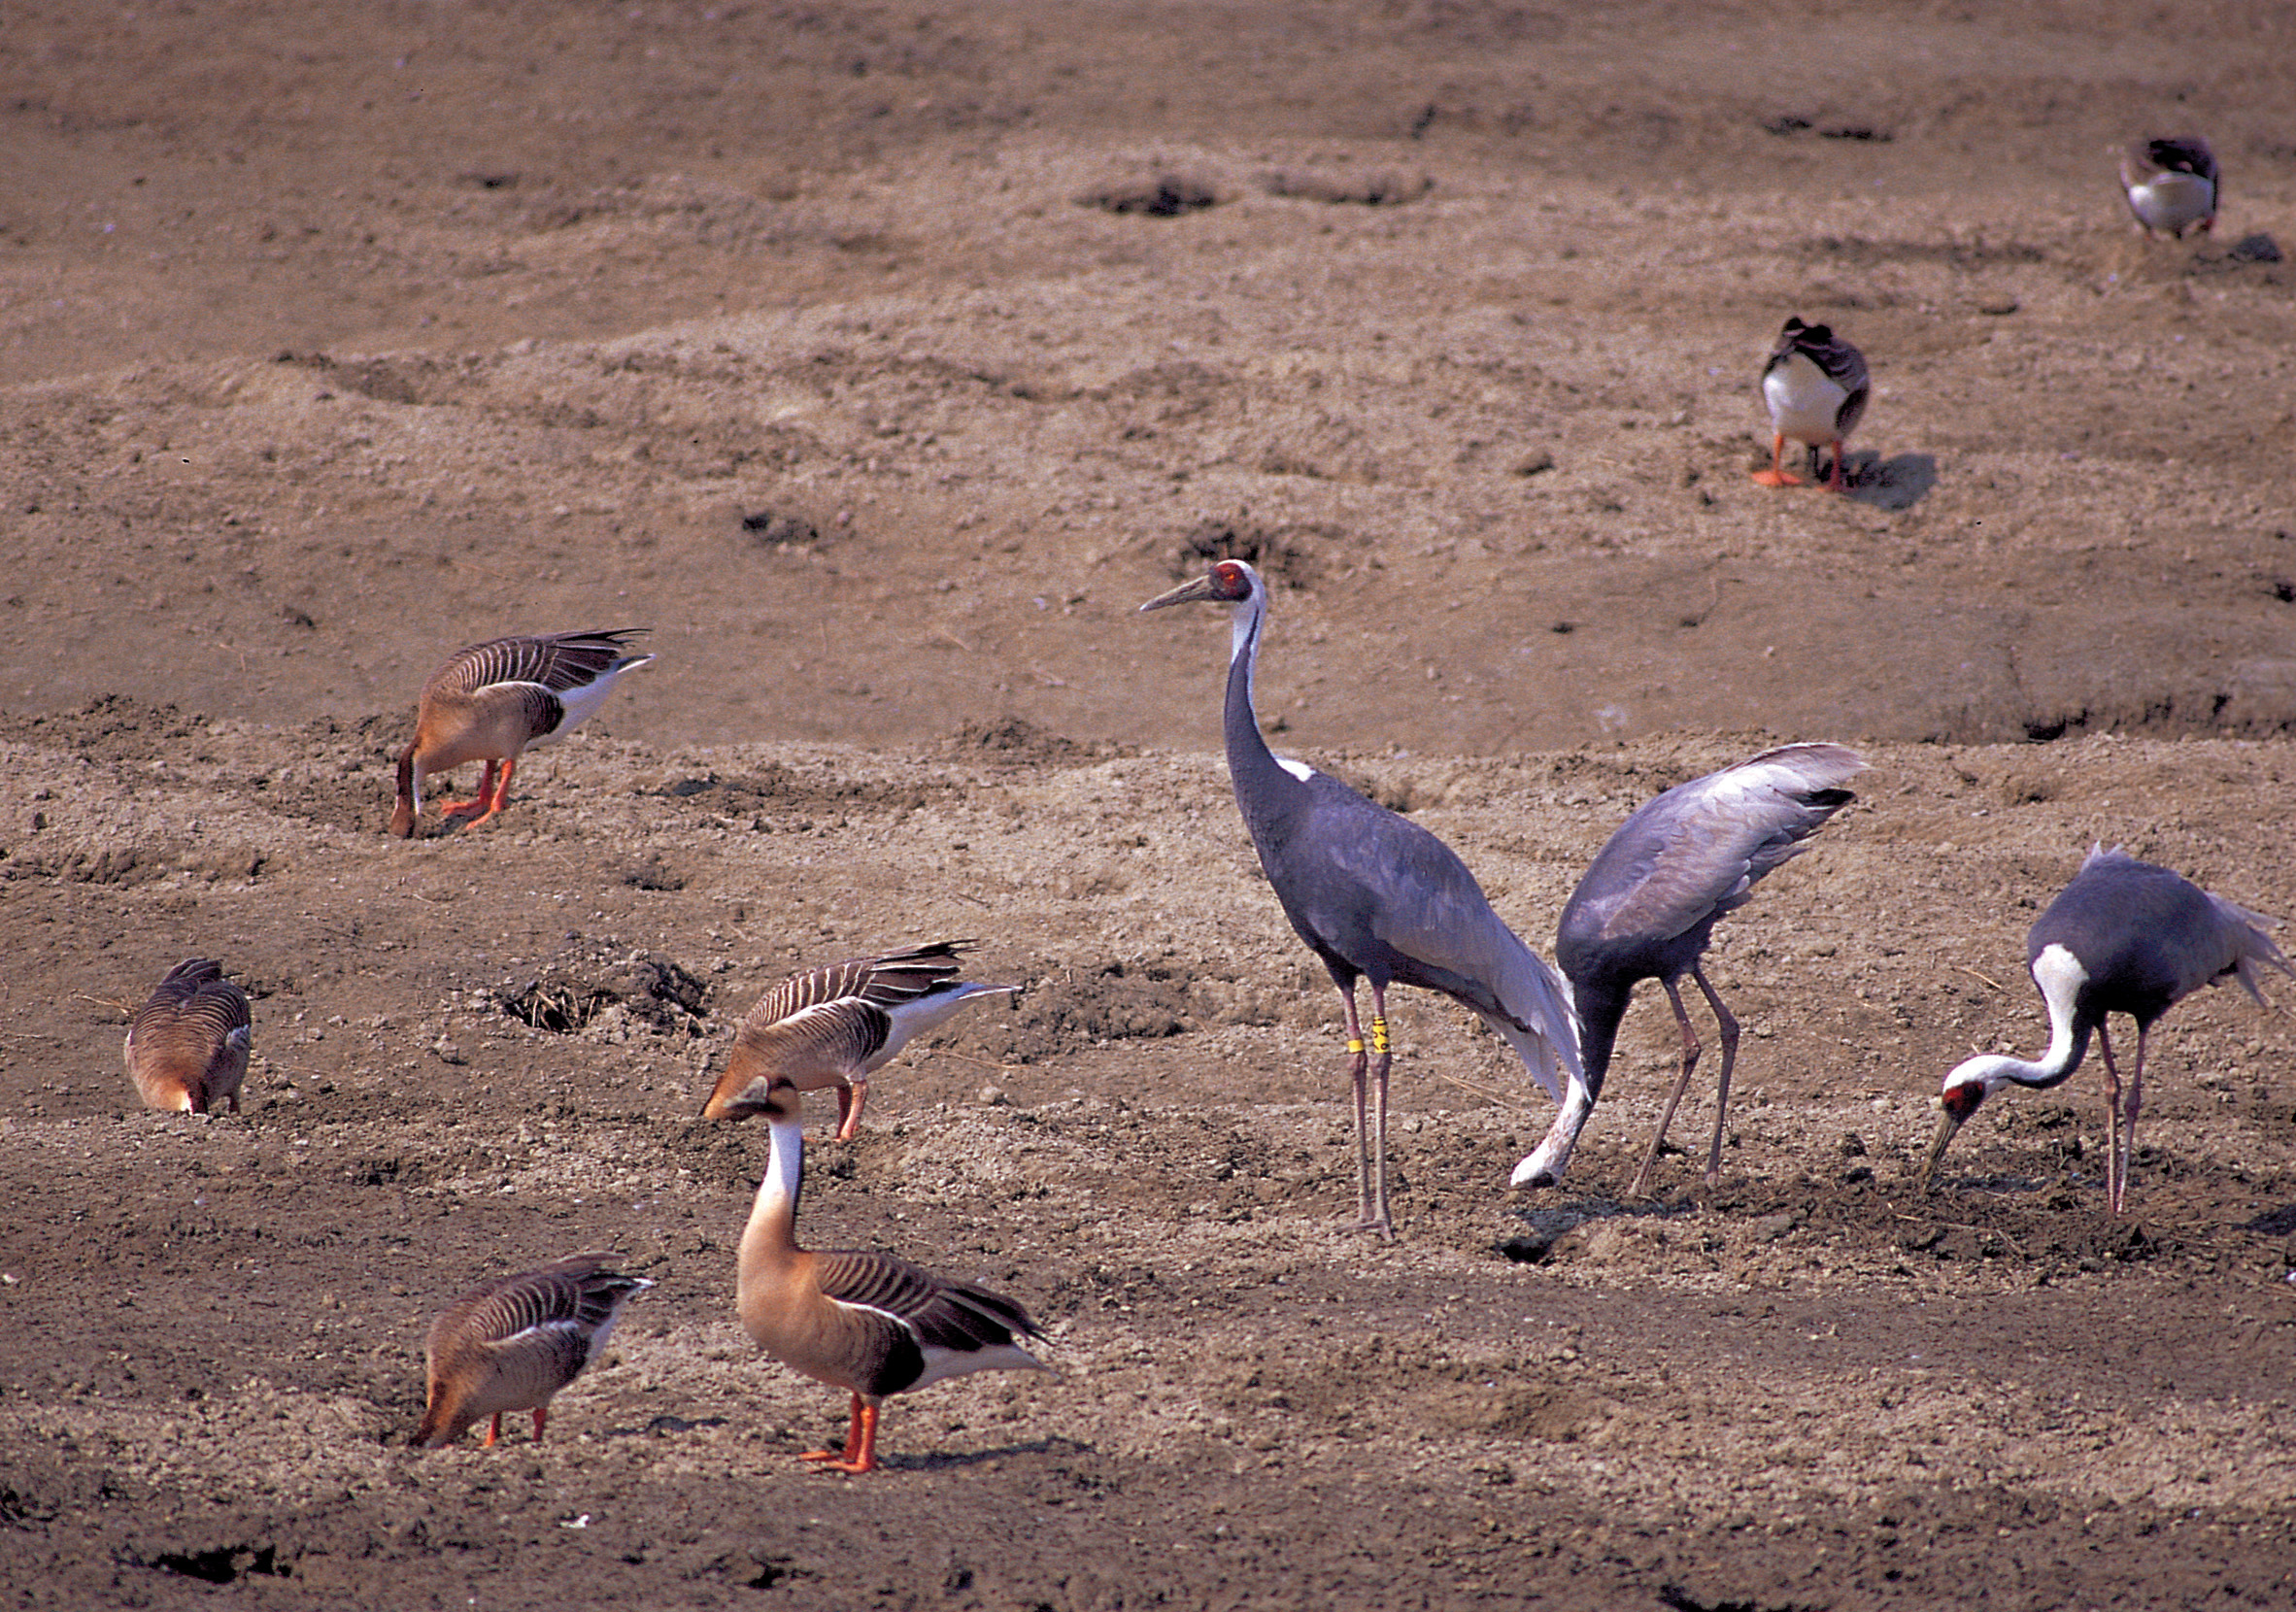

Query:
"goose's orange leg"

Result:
[[801, 1394, 880, 1474], [1751, 432, 1805, 487], [439, 759, 501, 821]]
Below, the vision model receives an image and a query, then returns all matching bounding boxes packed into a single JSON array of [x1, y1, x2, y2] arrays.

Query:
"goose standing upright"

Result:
[[1510, 744, 1864, 1194], [702, 941, 1016, 1140], [415, 1254, 654, 1447], [1140, 558, 1580, 1233], [389, 628, 655, 837], [708, 1073, 1049, 1474], [124, 958, 252, 1115], [1923, 846, 2289, 1214], [1752, 318, 1870, 493]]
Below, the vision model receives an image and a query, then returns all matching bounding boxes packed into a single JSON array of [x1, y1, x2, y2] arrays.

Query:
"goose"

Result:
[[709, 1072, 1048, 1473], [2120, 137, 2218, 239], [389, 628, 655, 837], [702, 941, 1016, 1140], [124, 958, 251, 1114], [415, 1254, 654, 1447], [1752, 317, 1870, 493]]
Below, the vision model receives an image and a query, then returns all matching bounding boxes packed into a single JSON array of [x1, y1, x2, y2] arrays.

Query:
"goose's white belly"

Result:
[[1763, 354, 1849, 444], [2127, 173, 2212, 234]]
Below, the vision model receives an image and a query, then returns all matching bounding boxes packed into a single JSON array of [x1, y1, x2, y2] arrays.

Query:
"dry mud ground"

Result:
[[5, 2, 2296, 1608]]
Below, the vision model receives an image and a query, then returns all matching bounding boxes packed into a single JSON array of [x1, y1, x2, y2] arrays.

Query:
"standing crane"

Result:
[[1140, 558, 1579, 1236], [1922, 845, 2290, 1214], [390, 628, 656, 837], [1751, 317, 1869, 493], [1508, 744, 1864, 1195]]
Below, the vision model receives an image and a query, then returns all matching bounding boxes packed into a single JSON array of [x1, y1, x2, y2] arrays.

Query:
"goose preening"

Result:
[[709, 1072, 1049, 1474], [1511, 744, 1864, 1195], [124, 958, 252, 1115], [2119, 137, 2218, 239], [1140, 558, 1579, 1233], [1752, 318, 1870, 493], [389, 628, 655, 837], [415, 1254, 654, 1448], [1923, 846, 2290, 1214], [702, 941, 1016, 1140]]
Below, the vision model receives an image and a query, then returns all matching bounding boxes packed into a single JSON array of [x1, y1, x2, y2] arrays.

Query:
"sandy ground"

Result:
[[4, 2, 2296, 1608]]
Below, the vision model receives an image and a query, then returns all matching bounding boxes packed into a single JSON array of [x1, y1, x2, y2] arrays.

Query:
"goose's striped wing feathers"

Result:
[[812, 1248, 1045, 1353]]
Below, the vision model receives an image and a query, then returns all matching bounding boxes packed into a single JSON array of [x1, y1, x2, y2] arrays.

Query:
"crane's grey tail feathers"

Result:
[[2215, 893, 2294, 1005]]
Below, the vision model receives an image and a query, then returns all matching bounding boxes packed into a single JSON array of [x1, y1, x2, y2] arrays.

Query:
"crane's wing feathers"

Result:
[[813, 1249, 1044, 1352], [1574, 744, 1864, 947]]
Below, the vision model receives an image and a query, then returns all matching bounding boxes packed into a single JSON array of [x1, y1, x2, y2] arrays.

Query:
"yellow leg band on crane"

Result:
[[1370, 1017, 1391, 1055], [1345, 1039, 1366, 1055]]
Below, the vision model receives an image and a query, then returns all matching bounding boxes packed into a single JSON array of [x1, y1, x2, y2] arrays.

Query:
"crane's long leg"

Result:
[[2114, 1024, 2150, 1218], [1629, 980, 1703, 1197], [2097, 1021, 2126, 1215], [1335, 983, 1373, 1228], [1366, 984, 1395, 1241], [1690, 964, 1741, 1186], [531, 1406, 549, 1443]]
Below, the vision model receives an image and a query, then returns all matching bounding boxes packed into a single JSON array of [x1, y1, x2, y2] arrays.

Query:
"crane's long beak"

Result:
[[1918, 1108, 1964, 1190], [1138, 575, 1222, 613]]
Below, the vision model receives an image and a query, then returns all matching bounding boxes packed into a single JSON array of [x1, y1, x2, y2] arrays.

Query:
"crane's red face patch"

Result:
[[1941, 1081, 1985, 1121], [1212, 560, 1250, 598]]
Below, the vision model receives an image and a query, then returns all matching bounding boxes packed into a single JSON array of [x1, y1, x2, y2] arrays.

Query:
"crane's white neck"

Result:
[[1948, 943, 2093, 1093], [1225, 579, 1314, 785]]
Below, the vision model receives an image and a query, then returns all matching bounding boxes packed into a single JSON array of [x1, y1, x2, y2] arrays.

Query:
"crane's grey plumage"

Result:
[[1923, 846, 2289, 1214], [1140, 558, 1579, 1236], [1509, 744, 1864, 1194]]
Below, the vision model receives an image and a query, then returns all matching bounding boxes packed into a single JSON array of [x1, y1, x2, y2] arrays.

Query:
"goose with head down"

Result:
[[389, 628, 655, 837]]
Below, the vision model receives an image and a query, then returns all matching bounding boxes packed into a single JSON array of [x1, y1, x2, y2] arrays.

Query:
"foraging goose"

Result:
[[389, 629, 655, 837], [124, 958, 252, 1115], [710, 1073, 1048, 1473], [415, 1254, 655, 1448], [702, 941, 1017, 1140], [2120, 137, 2218, 239], [1752, 318, 1870, 492], [1922, 847, 2289, 1214]]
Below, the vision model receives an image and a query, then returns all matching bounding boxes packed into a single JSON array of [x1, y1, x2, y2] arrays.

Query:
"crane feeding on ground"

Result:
[[1507, 744, 1864, 1195], [1140, 557, 1580, 1236], [1922, 845, 2289, 1214]]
